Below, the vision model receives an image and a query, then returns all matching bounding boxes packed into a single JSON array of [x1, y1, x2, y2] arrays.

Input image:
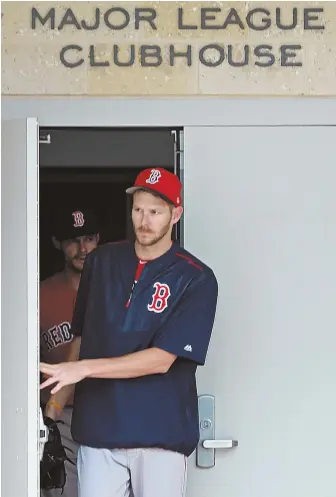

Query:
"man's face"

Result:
[[132, 190, 182, 247], [60, 234, 99, 272]]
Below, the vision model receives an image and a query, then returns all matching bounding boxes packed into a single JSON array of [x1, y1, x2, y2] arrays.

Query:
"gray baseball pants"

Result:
[[77, 445, 187, 497], [41, 407, 78, 497]]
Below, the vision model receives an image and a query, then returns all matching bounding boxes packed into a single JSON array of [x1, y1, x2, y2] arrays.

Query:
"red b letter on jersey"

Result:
[[148, 282, 171, 313]]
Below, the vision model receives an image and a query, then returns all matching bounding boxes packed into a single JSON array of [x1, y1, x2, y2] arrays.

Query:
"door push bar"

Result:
[[197, 394, 238, 468]]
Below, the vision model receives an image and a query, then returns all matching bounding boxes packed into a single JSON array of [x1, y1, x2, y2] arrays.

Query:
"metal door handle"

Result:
[[197, 395, 238, 468], [202, 439, 238, 449]]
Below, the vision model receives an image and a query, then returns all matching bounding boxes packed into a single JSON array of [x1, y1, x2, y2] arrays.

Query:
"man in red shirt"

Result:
[[40, 207, 100, 497]]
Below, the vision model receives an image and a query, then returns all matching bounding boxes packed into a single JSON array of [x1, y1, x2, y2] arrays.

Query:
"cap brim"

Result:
[[126, 186, 143, 195], [54, 226, 99, 242], [126, 186, 175, 206]]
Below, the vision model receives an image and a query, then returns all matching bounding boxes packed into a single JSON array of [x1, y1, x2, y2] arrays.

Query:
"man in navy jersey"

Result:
[[40, 168, 218, 497]]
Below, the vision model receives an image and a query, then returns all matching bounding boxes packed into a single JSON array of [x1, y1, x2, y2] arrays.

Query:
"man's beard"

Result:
[[135, 220, 171, 247], [66, 258, 84, 274]]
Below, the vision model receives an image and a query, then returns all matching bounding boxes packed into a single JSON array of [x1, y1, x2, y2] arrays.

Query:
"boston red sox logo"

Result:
[[148, 282, 171, 313], [72, 211, 85, 227], [146, 169, 161, 185]]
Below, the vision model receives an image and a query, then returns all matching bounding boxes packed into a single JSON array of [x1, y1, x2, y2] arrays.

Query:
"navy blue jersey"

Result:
[[70, 241, 218, 456]]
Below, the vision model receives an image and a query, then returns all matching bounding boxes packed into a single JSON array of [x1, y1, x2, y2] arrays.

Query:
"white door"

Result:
[[1, 118, 40, 497], [184, 126, 336, 497]]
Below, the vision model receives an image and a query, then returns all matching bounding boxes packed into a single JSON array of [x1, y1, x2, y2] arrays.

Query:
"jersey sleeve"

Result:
[[151, 271, 218, 365], [71, 251, 94, 336]]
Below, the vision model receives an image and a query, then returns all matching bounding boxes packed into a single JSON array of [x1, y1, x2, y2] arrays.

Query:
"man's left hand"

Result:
[[40, 361, 89, 394]]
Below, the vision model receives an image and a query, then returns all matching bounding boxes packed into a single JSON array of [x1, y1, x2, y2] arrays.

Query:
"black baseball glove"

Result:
[[40, 416, 75, 493]]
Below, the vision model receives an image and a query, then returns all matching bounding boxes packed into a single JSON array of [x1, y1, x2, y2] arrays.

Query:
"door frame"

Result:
[[2, 97, 336, 127], [1, 118, 40, 497]]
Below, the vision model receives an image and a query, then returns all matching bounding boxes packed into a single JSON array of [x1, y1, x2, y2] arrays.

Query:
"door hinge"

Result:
[[171, 129, 183, 155], [39, 133, 51, 145], [171, 130, 177, 143]]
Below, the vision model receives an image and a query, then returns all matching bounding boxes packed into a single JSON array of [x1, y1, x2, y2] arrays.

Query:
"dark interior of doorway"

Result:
[[39, 127, 182, 281]]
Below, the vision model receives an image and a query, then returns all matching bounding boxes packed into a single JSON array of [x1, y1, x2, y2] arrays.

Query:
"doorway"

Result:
[[39, 127, 183, 280]]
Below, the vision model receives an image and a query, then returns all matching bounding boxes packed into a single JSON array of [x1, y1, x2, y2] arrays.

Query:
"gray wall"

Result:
[[2, 97, 336, 126]]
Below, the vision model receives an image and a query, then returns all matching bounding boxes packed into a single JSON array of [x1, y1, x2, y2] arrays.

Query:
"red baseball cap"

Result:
[[126, 168, 182, 207]]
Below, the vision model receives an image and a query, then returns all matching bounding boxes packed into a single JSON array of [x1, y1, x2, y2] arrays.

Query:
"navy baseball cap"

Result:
[[52, 207, 99, 242]]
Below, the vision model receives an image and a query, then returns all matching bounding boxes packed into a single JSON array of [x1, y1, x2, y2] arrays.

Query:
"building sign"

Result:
[[1, 2, 335, 96]]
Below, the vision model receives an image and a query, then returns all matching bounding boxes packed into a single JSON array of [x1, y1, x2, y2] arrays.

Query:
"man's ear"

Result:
[[172, 206, 183, 225], [96, 233, 100, 244], [51, 236, 61, 250]]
